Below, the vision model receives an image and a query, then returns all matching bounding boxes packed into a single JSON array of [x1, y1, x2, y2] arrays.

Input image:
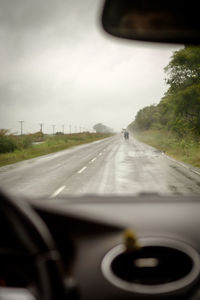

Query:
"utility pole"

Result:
[[62, 125, 64, 134], [18, 121, 24, 136], [52, 125, 55, 135], [39, 123, 43, 133], [69, 124, 71, 135]]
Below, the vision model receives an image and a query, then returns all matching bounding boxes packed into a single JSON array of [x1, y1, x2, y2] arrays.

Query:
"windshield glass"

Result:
[[0, 0, 200, 199]]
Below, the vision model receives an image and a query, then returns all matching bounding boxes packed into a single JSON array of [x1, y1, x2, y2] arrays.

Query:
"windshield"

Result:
[[0, 0, 200, 199]]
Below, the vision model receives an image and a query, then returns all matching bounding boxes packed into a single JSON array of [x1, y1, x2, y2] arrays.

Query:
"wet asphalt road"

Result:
[[0, 134, 200, 199]]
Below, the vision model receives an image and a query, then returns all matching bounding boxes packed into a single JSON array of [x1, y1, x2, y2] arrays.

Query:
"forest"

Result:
[[129, 46, 200, 167]]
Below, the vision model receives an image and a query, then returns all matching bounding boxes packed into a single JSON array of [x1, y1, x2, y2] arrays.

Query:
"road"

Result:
[[0, 135, 200, 198]]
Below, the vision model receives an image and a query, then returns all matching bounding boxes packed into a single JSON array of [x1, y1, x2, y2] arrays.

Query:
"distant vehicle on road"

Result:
[[124, 131, 129, 140]]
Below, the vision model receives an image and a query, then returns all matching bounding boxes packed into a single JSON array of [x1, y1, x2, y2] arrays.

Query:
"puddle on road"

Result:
[[128, 150, 160, 158]]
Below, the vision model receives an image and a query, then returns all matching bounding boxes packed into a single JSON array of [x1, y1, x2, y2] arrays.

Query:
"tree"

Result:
[[131, 105, 161, 130], [130, 46, 200, 136], [93, 123, 113, 133], [165, 46, 200, 92], [164, 46, 200, 134]]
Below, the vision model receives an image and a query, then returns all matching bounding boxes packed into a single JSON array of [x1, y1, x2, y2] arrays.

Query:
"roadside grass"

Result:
[[133, 129, 200, 168], [0, 133, 113, 167]]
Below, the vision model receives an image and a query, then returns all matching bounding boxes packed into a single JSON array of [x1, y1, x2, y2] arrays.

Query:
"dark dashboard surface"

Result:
[[33, 195, 200, 246], [30, 195, 200, 300]]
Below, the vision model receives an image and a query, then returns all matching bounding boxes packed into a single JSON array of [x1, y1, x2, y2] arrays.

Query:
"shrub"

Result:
[[22, 136, 32, 149], [0, 136, 17, 153]]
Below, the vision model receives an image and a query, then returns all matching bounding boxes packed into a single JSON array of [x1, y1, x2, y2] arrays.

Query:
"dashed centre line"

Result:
[[50, 185, 66, 198], [91, 157, 97, 162], [78, 166, 87, 174], [50, 149, 106, 198], [78, 149, 106, 173]]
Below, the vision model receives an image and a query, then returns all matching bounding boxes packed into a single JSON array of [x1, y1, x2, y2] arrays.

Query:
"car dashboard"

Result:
[[1, 194, 200, 300], [27, 196, 200, 299]]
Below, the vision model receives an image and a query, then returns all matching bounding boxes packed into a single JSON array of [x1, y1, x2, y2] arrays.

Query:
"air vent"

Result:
[[101, 238, 200, 296]]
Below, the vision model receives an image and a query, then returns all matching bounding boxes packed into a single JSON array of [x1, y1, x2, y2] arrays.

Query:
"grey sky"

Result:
[[0, 0, 181, 134]]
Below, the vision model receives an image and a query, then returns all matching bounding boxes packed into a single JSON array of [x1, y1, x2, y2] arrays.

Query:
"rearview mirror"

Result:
[[102, 0, 200, 44]]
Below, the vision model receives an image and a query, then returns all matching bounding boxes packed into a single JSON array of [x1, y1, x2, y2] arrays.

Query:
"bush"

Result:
[[22, 136, 32, 149], [0, 136, 17, 153], [30, 131, 44, 142]]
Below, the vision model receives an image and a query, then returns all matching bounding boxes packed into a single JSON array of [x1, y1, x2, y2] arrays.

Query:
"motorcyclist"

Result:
[[124, 131, 129, 140]]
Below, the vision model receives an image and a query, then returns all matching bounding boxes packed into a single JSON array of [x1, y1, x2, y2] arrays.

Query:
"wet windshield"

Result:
[[0, 0, 200, 198]]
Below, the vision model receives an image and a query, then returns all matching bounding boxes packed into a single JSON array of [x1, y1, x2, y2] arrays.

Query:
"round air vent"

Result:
[[101, 238, 200, 296]]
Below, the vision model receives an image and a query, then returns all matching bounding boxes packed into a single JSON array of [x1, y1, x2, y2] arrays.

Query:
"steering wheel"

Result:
[[0, 191, 75, 300]]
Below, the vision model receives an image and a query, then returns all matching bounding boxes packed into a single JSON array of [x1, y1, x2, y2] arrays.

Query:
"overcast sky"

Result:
[[0, 0, 181, 134]]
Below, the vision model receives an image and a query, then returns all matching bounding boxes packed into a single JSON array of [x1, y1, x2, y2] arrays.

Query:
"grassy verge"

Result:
[[0, 133, 113, 167], [133, 129, 200, 168]]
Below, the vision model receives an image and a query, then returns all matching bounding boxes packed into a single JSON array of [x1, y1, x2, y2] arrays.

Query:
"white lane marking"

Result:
[[78, 166, 87, 174], [177, 162, 186, 168], [165, 154, 200, 177], [91, 157, 97, 162], [192, 170, 200, 176], [50, 185, 66, 198], [165, 155, 189, 169], [99, 152, 102, 156]]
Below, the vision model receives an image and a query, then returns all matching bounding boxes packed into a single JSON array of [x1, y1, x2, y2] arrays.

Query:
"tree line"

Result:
[[129, 46, 200, 138], [93, 123, 114, 133]]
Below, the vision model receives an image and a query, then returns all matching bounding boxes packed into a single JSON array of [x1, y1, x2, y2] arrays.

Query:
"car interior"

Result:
[[0, 1, 200, 300]]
